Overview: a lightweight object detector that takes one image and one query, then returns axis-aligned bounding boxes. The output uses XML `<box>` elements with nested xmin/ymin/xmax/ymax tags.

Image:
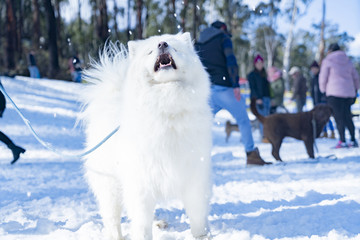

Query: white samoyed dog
<box><xmin>80</xmin><ymin>32</ymin><xmax>213</xmax><ymax>240</ymax></box>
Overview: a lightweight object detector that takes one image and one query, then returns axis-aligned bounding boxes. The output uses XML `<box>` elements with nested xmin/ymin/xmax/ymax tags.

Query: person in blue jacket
<box><xmin>196</xmin><ymin>21</ymin><xmax>270</xmax><ymax>166</ymax></box>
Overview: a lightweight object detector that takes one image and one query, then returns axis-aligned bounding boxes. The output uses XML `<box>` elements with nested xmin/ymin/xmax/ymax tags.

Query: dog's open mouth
<box><xmin>154</xmin><ymin>53</ymin><xmax>177</xmax><ymax>72</ymax></box>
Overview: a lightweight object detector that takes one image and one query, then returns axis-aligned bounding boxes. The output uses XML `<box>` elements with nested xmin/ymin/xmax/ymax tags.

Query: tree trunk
<box><xmin>318</xmin><ymin>0</ymin><xmax>326</xmax><ymax>64</ymax></box>
<box><xmin>264</xmin><ymin>32</ymin><xmax>274</xmax><ymax>68</ymax></box>
<box><xmin>181</xmin><ymin>0</ymin><xmax>188</xmax><ymax>32</ymax></box>
<box><xmin>264</xmin><ymin>0</ymin><xmax>276</xmax><ymax>69</ymax></box>
<box><xmin>172</xmin><ymin>0</ymin><xmax>176</xmax><ymax>32</ymax></box>
<box><xmin>55</xmin><ymin>0</ymin><xmax>63</xmax><ymax>57</ymax></box>
<box><xmin>113</xmin><ymin>0</ymin><xmax>120</xmax><ymax>39</ymax></box>
<box><xmin>44</xmin><ymin>0</ymin><xmax>60</xmax><ymax>78</ymax></box>
<box><xmin>5</xmin><ymin>0</ymin><xmax>16</xmax><ymax>70</ymax></box>
<box><xmin>239</xmin><ymin>49</ymin><xmax>247</xmax><ymax>78</ymax></box>
<box><xmin>224</xmin><ymin>0</ymin><xmax>232</xmax><ymax>32</ymax></box>
<box><xmin>136</xmin><ymin>0</ymin><xmax>143</xmax><ymax>39</ymax></box>
<box><xmin>171</xmin><ymin>0</ymin><xmax>176</xmax><ymax>14</ymax></box>
<box><xmin>31</xmin><ymin>0</ymin><xmax>40</xmax><ymax>49</ymax></box>
<box><xmin>78</xmin><ymin>0</ymin><xmax>82</xmax><ymax>33</ymax></box>
<box><xmin>127</xmin><ymin>0</ymin><xmax>131</xmax><ymax>40</ymax></box>
<box><xmin>283</xmin><ymin>0</ymin><xmax>297</xmax><ymax>91</ymax></box>
<box><xmin>192</xmin><ymin>0</ymin><xmax>197</xmax><ymax>39</ymax></box>
<box><xmin>17</xmin><ymin>0</ymin><xmax>23</xmax><ymax>59</ymax></box>
<box><xmin>96</xmin><ymin>0</ymin><xmax>109</xmax><ymax>43</ymax></box>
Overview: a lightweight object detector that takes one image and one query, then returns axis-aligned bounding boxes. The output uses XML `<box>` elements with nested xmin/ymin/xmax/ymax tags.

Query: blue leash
<box><xmin>0</xmin><ymin>83</ymin><xmax>119</xmax><ymax>159</ymax></box>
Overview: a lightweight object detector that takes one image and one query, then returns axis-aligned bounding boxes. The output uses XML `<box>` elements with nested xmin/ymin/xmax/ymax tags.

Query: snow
<box><xmin>0</xmin><ymin>76</ymin><xmax>359</xmax><ymax>240</ymax></box>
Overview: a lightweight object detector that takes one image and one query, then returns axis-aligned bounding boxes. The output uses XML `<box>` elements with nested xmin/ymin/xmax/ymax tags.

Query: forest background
<box><xmin>1</xmin><ymin>0</ymin><xmax>359</xmax><ymax>89</ymax></box>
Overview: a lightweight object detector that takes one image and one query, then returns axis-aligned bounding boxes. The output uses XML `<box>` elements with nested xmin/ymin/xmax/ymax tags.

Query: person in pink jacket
<box><xmin>319</xmin><ymin>43</ymin><xmax>360</xmax><ymax>148</ymax></box>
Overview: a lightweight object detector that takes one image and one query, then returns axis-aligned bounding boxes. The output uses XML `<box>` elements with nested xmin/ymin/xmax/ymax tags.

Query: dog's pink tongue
<box><xmin>160</xmin><ymin>63</ymin><xmax>171</xmax><ymax>68</ymax></box>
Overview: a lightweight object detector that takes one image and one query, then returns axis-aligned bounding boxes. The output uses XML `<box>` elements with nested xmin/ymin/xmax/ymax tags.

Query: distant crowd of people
<box><xmin>196</xmin><ymin>20</ymin><xmax>360</xmax><ymax>165</ymax></box>
<box><xmin>26</xmin><ymin>51</ymin><xmax>83</xmax><ymax>83</ymax></box>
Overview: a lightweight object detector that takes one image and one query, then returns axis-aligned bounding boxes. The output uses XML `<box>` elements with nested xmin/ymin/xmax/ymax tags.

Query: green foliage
<box><xmin>144</xmin><ymin>0</ymin><xmax>164</xmax><ymax>37</ymax></box>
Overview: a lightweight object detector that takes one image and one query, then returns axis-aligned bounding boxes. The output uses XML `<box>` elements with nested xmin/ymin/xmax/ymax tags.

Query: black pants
<box><xmin>327</xmin><ymin>96</ymin><xmax>356</xmax><ymax>142</ymax></box>
<box><xmin>0</xmin><ymin>131</ymin><xmax>14</xmax><ymax>148</ymax></box>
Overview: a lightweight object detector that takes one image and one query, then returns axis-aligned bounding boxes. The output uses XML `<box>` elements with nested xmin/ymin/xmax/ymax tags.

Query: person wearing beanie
<box><xmin>247</xmin><ymin>54</ymin><xmax>271</xmax><ymax>142</ymax></box>
<box><xmin>289</xmin><ymin>66</ymin><xmax>307</xmax><ymax>113</ymax></box>
<box><xmin>309</xmin><ymin>60</ymin><xmax>335</xmax><ymax>139</ymax></box>
<box><xmin>196</xmin><ymin>21</ymin><xmax>270</xmax><ymax>166</ymax></box>
<box><xmin>319</xmin><ymin>43</ymin><xmax>360</xmax><ymax>148</ymax></box>
<box><xmin>267</xmin><ymin>66</ymin><xmax>285</xmax><ymax>114</ymax></box>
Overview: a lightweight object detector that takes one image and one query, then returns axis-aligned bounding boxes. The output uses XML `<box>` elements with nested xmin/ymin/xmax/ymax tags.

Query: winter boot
<box><xmin>8</xmin><ymin>144</ymin><xmax>26</xmax><ymax>164</ymax></box>
<box><xmin>334</xmin><ymin>141</ymin><xmax>348</xmax><ymax>149</ymax></box>
<box><xmin>320</xmin><ymin>131</ymin><xmax>328</xmax><ymax>138</ymax></box>
<box><xmin>329</xmin><ymin>130</ymin><xmax>335</xmax><ymax>139</ymax></box>
<box><xmin>348</xmin><ymin>140</ymin><xmax>359</xmax><ymax>148</ymax></box>
<box><xmin>246</xmin><ymin>147</ymin><xmax>271</xmax><ymax>166</ymax></box>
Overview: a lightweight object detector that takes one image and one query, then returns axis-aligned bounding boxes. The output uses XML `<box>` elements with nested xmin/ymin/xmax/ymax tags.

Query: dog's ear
<box><xmin>314</xmin><ymin>105</ymin><xmax>331</xmax><ymax>123</ymax></box>
<box><xmin>328</xmin><ymin>105</ymin><xmax>334</xmax><ymax>115</ymax></box>
<box><xmin>179</xmin><ymin>32</ymin><xmax>193</xmax><ymax>47</ymax></box>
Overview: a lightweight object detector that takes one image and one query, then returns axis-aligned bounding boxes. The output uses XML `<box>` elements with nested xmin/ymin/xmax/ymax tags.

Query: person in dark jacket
<box><xmin>196</xmin><ymin>21</ymin><xmax>269</xmax><ymax>166</ymax></box>
<box><xmin>68</xmin><ymin>55</ymin><xmax>82</xmax><ymax>83</ymax></box>
<box><xmin>248</xmin><ymin>54</ymin><xmax>271</xmax><ymax>142</ymax></box>
<box><xmin>28</xmin><ymin>51</ymin><xmax>41</xmax><ymax>78</ymax></box>
<box><xmin>289</xmin><ymin>66</ymin><xmax>307</xmax><ymax>112</ymax></box>
<box><xmin>310</xmin><ymin>60</ymin><xmax>335</xmax><ymax>138</ymax></box>
<box><xmin>0</xmin><ymin>82</ymin><xmax>26</xmax><ymax>164</ymax></box>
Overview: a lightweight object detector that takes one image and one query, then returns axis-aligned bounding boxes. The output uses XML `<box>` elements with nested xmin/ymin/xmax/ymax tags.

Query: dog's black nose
<box><xmin>158</xmin><ymin>41</ymin><xmax>168</xmax><ymax>50</ymax></box>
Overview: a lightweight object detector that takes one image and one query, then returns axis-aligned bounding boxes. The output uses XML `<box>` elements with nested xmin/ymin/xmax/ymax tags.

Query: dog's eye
<box><xmin>148</xmin><ymin>50</ymin><xmax>153</xmax><ymax>55</ymax></box>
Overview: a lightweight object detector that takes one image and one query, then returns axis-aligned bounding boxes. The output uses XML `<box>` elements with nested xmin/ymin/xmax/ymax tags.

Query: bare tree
<box><xmin>31</xmin><ymin>0</ymin><xmax>40</xmax><ymax>49</ymax></box>
<box><xmin>97</xmin><ymin>0</ymin><xmax>109</xmax><ymax>43</ymax></box>
<box><xmin>17</xmin><ymin>0</ymin><xmax>23</xmax><ymax>58</ymax></box>
<box><xmin>136</xmin><ymin>0</ymin><xmax>143</xmax><ymax>39</ymax></box>
<box><xmin>263</xmin><ymin>0</ymin><xmax>281</xmax><ymax>68</ymax></box>
<box><xmin>5</xmin><ymin>0</ymin><xmax>16</xmax><ymax>70</ymax></box>
<box><xmin>282</xmin><ymin>0</ymin><xmax>297</xmax><ymax>90</ymax></box>
<box><xmin>180</xmin><ymin>0</ymin><xmax>188</xmax><ymax>32</ymax></box>
<box><xmin>282</xmin><ymin>0</ymin><xmax>313</xmax><ymax>90</ymax></box>
<box><xmin>127</xmin><ymin>0</ymin><xmax>131</xmax><ymax>40</ymax></box>
<box><xmin>55</xmin><ymin>0</ymin><xmax>63</xmax><ymax>57</ymax></box>
<box><xmin>78</xmin><ymin>0</ymin><xmax>82</xmax><ymax>33</ymax></box>
<box><xmin>113</xmin><ymin>0</ymin><xmax>120</xmax><ymax>39</ymax></box>
<box><xmin>193</xmin><ymin>0</ymin><xmax>197</xmax><ymax>39</ymax></box>
<box><xmin>318</xmin><ymin>0</ymin><xmax>326</xmax><ymax>64</ymax></box>
<box><xmin>44</xmin><ymin>0</ymin><xmax>60</xmax><ymax>78</ymax></box>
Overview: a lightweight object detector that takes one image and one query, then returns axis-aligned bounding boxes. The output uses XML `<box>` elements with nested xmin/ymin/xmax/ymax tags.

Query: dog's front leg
<box><xmin>182</xmin><ymin>179</ymin><xmax>211</xmax><ymax>239</ymax></box>
<box><xmin>86</xmin><ymin>171</ymin><xmax>124</xmax><ymax>240</ymax></box>
<box><xmin>124</xmin><ymin>188</ymin><xmax>156</xmax><ymax>240</ymax></box>
<box><xmin>303</xmin><ymin>138</ymin><xmax>315</xmax><ymax>159</ymax></box>
<box><xmin>271</xmin><ymin>139</ymin><xmax>283</xmax><ymax>161</ymax></box>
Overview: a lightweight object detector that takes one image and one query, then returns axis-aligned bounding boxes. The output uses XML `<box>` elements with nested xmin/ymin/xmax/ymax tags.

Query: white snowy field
<box><xmin>0</xmin><ymin>76</ymin><xmax>359</xmax><ymax>240</ymax></box>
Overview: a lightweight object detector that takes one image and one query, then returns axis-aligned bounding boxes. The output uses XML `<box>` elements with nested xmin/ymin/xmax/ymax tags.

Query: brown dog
<box><xmin>225</xmin><ymin>120</ymin><xmax>238</xmax><ymax>142</ymax></box>
<box><xmin>225</xmin><ymin>119</ymin><xmax>259</xmax><ymax>142</ymax></box>
<box><xmin>250</xmin><ymin>99</ymin><xmax>332</xmax><ymax>161</ymax></box>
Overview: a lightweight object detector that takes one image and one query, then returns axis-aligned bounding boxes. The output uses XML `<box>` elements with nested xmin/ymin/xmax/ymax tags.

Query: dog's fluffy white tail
<box><xmin>79</xmin><ymin>42</ymin><xmax>129</xmax><ymax>149</ymax></box>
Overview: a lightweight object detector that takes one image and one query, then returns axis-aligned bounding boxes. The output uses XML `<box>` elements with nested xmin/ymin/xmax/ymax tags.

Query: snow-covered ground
<box><xmin>0</xmin><ymin>76</ymin><xmax>359</xmax><ymax>240</ymax></box>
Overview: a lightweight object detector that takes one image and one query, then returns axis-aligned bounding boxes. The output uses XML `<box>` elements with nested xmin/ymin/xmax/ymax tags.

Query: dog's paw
<box><xmin>155</xmin><ymin>219</ymin><xmax>168</xmax><ymax>229</ymax></box>
<box><xmin>195</xmin><ymin>233</ymin><xmax>212</xmax><ymax>240</ymax></box>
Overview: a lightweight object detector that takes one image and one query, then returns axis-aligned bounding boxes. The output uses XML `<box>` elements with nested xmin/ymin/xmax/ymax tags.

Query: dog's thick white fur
<box><xmin>80</xmin><ymin>32</ymin><xmax>213</xmax><ymax>240</ymax></box>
